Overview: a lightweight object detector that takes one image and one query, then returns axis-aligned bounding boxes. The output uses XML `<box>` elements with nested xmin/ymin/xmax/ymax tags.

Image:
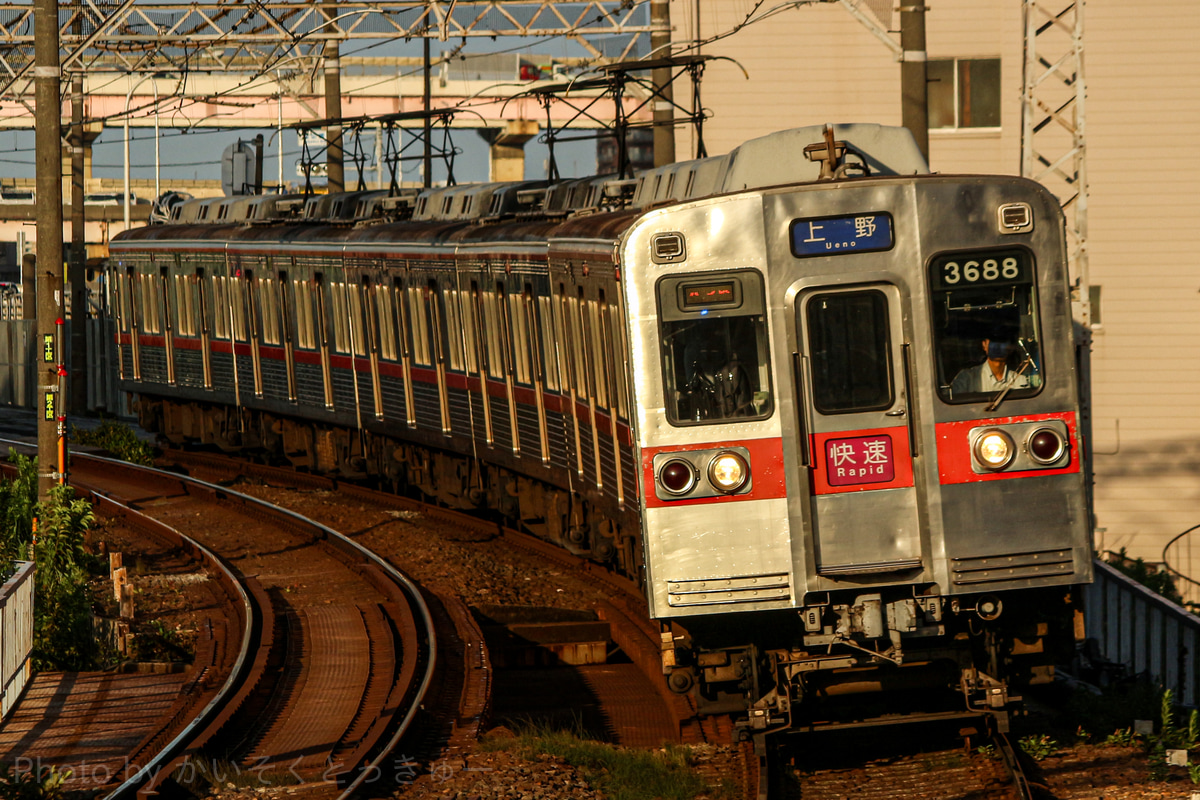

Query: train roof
<box><xmin>115</xmin><ymin>123</ymin><xmax>928</xmax><ymax>243</ymax></box>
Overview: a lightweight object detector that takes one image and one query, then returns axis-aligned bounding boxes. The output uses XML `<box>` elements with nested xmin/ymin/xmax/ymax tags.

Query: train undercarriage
<box><xmin>663</xmin><ymin>584</ymin><xmax>1082</xmax><ymax>738</ymax></box>
<box><xmin>134</xmin><ymin>394</ymin><xmax>1083</xmax><ymax>740</ymax></box>
<box><xmin>134</xmin><ymin>395</ymin><xmax>644</xmax><ymax>578</ymax></box>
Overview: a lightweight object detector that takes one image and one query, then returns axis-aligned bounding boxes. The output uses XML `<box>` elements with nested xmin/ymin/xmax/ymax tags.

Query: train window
<box><xmin>590</xmin><ymin>297</ymin><xmax>609</xmax><ymax>409</ymax></box>
<box><xmin>482</xmin><ymin>290</ymin><xmax>504</xmax><ymax>379</ymax></box>
<box><xmin>807</xmin><ymin>290</ymin><xmax>893</xmax><ymax>414</ymax></box>
<box><xmin>929</xmin><ymin>248</ymin><xmax>1043</xmax><ymax>404</ymax></box>
<box><xmin>570</xmin><ymin>290</ymin><xmax>588</xmax><ymax>398</ymax></box>
<box><xmin>230</xmin><ymin>277</ymin><xmax>249</xmax><ymax>343</ymax></box>
<box><xmin>459</xmin><ymin>289</ymin><xmax>479</xmax><ymax>374</ymax></box>
<box><xmin>496</xmin><ymin>283</ymin><xmax>517</xmax><ymax>380</ymax></box>
<box><xmin>409</xmin><ymin>286</ymin><xmax>431</xmax><ymax>366</ymax></box>
<box><xmin>376</xmin><ymin>284</ymin><xmax>398</xmax><ymax>360</ymax></box>
<box><xmin>658</xmin><ymin>270</ymin><xmax>773</xmax><ymax>425</ymax></box>
<box><xmin>276</xmin><ymin>272</ymin><xmax>290</xmax><ymax>346</ymax></box>
<box><xmin>174</xmin><ymin>275</ymin><xmax>196</xmax><ymax>336</ymax></box>
<box><xmin>115</xmin><ymin>272</ymin><xmax>131</xmax><ymax>333</ymax></box>
<box><xmin>347</xmin><ymin>283</ymin><xmax>367</xmax><ymax>356</ymax></box>
<box><xmin>444</xmin><ymin>287</ymin><xmax>465</xmax><ymax>371</ymax></box>
<box><xmin>608</xmin><ymin>298</ymin><xmax>629</xmax><ymax>418</ymax></box>
<box><xmin>140</xmin><ymin>272</ymin><xmax>161</xmax><ymax>334</ymax></box>
<box><xmin>212</xmin><ymin>277</ymin><xmax>229</xmax><ymax>339</ymax></box>
<box><xmin>294</xmin><ymin>281</ymin><xmax>316</xmax><ymax>349</ymax></box>
<box><xmin>329</xmin><ymin>283</ymin><xmax>349</xmax><ymax>353</ymax></box>
<box><xmin>509</xmin><ymin>290</ymin><xmax>531</xmax><ymax>385</ymax></box>
<box><xmin>259</xmin><ymin>277</ymin><xmax>281</xmax><ymax>345</ymax></box>
<box><xmin>539</xmin><ymin>295</ymin><xmax>559</xmax><ymax>392</ymax></box>
<box><xmin>362</xmin><ymin>279</ymin><xmax>380</xmax><ymax>356</ymax></box>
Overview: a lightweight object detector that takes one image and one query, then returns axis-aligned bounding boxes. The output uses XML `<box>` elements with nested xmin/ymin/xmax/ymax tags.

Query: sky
<box><xmin>0</xmin><ymin>10</ymin><xmax>649</xmax><ymax>193</ymax></box>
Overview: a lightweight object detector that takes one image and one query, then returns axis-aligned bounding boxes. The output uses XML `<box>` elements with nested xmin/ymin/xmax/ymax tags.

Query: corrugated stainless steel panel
<box><xmin>545</xmin><ymin>409</ymin><xmax>570</xmax><ymax>472</ymax></box>
<box><xmin>578</xmin><ymin>418</ymin><xmax>597</xmax><ymax>488</ymax></box>
<box><xmin>330</xmin><ymin>369</ymin><xmax>357</xmax><ymax>411</ymax></box>
<box><xmin>176</xmin><ymin>349</ymin><xmax>206</xmax><ymax>388</ymax></box>
<box><xmin>235</xmin><ymin>353</ymin><xmax>256</xmax><ymax>396</ymax></box>
<box><xmin>261</xmin><ymin>361</ymin><xmax>289</xmax><ymax>400</ymax></box>
<box><xmin>211</xmin><ymin>352</ymin><xmax>235</xmax><ymax>392</ymax></box>
<box><xmin>411</xmin><ymin>382</ymin><xmax>442</xmax><ymax>432</ymax></box>
<box><xmin>598</xmin><ymin>431</ymin><xmax>618</xmax><ymax>498</ymax></box>
<box><xmin>489</xmin><ymin>395</ymin><xmax>513</xmax><ymax>452</ymax></box>
<box><xmin>379</xmin><ymin>374</ymin><xmax>407</xmax><ymax>422</ymax></box>
<box><xmin>448</xmin><ymin>388</ymin><xmax>472</xmax><ymax>435</ymax></box>
<box><xmin>295</xmin><ymin>362</ymin><xmax>325</xmax><ymax>408</ymax></box>
<box><xmin>515</xmin><ymin>402</ymin><xmax>540</xmax><ymax>460</ymax></box>
<box><xmin>141</xmin><ymin>347</ymin><xmax>168</xmax><ymax>383</ymax></box>
<box><xmin>356</xmin><ymin>368</ymin><xmax>374</xmax><ymax>411</ymax></box>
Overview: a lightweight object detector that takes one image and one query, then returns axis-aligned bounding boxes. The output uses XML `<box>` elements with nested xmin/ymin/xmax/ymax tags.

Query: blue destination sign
<box><xmin>790</xmin><ymin>212</ymin><xmax>894</xmax><ymax>258</ymax></box>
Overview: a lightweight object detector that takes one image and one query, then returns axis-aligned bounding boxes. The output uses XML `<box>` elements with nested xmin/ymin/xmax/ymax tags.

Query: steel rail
<box><xmin>71</xmin><ymin>450</ymin><xmax>438</xmax><ymax>799</ymax></box>
<box><xmin>91</xmin><ymin>491</ymin><xmax>256</xmax><ymax>800</ymax></box>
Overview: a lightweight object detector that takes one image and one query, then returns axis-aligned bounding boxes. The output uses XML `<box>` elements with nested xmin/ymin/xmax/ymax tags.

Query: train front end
<box><xmin>622</xmin><ymin>132</ymin><xmax>1091</xmax><ymax>737</ymax></box>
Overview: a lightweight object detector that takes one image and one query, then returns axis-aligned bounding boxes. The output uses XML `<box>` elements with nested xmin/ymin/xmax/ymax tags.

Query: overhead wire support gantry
<box><xmin>519</xmin><ymin>54</ymin><xmax>716</xmax><ymax>181</ymax></box>
<box><xmin>0</xmin><ymin>1</ymin><xmax>666</xmax><ymax>100</ymax></box>
<box><xmin>292</xmin><ymin>108</ymin><xmax>461</xmax><ymax>194</ymax></box>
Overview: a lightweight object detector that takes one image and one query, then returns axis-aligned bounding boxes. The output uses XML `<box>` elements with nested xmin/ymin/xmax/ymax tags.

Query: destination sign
<box><xmin>790</xmin><ymin>212</ymin><xmax>893</xmax><ymax>258</ymax></box>
<box><xmin>680</xmin><ymin>280</ymin><xmax>738</xmax><ymax>310</ymax></box>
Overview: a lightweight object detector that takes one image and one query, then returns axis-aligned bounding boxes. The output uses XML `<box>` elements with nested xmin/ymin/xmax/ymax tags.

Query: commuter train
<box><xmin>106</xmin><ymin>123</ymin><xmax>1093</xmax><ymax>738</ymax></box>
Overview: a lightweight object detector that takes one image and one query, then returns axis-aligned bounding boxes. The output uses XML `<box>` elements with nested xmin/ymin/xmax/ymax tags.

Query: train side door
<box><xmin>795</xmin><ymin>284</ymin><xmax>923</xmax><ymax>576</ymax></box>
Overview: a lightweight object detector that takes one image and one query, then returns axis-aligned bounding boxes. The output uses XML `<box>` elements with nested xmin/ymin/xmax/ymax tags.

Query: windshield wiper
<box><xmin>985</xmin><ymin>357</ymin><xmax>1032</xmax><ymax>413</ymax></box>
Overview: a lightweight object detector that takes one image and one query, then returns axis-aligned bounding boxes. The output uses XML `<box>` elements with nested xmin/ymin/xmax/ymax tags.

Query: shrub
<box><xmin>0</xmin><ymin>451</ymin><xmax>100</xmax><ymax>670</ymax></box>
<box><xmin>71</xmin><ymin>419</ymin><xmax>154</xmax><ymax>466</ymax></box>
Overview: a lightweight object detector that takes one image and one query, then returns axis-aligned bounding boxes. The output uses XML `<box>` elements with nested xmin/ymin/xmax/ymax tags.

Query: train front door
<box><xmin>794</xmin><ymin>284</ymin><xmax>924</xmax><ymax>576</ymax></box>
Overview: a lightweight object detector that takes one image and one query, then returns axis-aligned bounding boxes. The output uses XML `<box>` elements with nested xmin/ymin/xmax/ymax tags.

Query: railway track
<box><xmin>4</xmin><ymin>438</ymin><xmax>1046</xmax><ymax>799</ymax></box>
<box><xmin>766</xmin><ymin>727</ymin><xmax>1036</xmax><ymax>800</ymax></box>
<box><xmin>151</xmin><ymin>448</ymin><xmax>763</xmax><ymax>787</ymax></box>
<box><xmin>0</xmin><ymin>441</ymin><xmax>439</xmax><ymax>798</ymax></box>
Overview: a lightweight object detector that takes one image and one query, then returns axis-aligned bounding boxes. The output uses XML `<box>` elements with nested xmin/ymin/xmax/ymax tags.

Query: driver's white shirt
<box><xmin>952</xmin><ymin>362</ymin><xmax>1030</xmax><ymax>394</ymax></box>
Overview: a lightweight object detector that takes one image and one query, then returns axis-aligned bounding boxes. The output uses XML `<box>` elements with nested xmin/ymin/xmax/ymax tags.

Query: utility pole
<box><xmin>423</xmin><ymin>37</ymin><xmax>432</xmax><ymax>188</ymax></box>
<box><xmin>650</xmin><ymin>0</ymin><xmax>675</xmax><ymax>166</ymax></box>
<box><xmin>34</xmin><ymin>0</ymin><xmax>65</xmax><ymax>504</ymax></box>
<box><xmin>69</xmin><ymin>63</ymin><xmax>87</xmax><ymax>414</ymax></box>
<box><xmin>899</xmin><ymin>3</ymin><xmax>929</xmax><ymax>160</ymax></box>
<box><xmin>323</xmin><ymin>37</ymin><xmax>344</xmax><ymax>193</ymax></box>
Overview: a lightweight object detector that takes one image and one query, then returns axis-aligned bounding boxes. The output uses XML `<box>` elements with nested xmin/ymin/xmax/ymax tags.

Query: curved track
<box><xmin>1</xmin><ymin>441</ymin><xmax>438</xmax><ymax>798</ymax></box>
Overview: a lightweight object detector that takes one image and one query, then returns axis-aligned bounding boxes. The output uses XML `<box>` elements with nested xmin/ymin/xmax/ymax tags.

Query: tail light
<box><xmin>658</xmin><ymin>459</ymin><xmax>697</xmax><ymax>495</ymax></box>
<box><xmin>1026</xmin><ymin>427</ymin><xmax>1067</xmax><ymax>465</ymax></box>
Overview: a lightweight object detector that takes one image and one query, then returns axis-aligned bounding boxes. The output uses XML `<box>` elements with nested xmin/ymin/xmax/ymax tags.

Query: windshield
<box><xmin>929</xmin><ymin>248</ymin><xmax>1043</xmax><ymax>404</ymax></box>
<box><xmin>658</xmin><ymin>271</ymin><xmax>773</xmax><ymax>425</ymax></box>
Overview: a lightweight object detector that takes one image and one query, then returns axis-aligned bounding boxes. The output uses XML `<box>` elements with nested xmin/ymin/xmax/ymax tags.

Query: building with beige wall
<box><xmin>668</xmin><ymin>0</ymin><xmax>1200</xmax><ymax>583</ymax></box>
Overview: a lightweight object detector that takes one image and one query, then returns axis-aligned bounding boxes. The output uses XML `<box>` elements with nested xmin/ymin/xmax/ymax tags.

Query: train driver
<box><xmin>950</xmin><ymin>338</ymin><xmax>1032</xmax><ymax>395</ymax></box>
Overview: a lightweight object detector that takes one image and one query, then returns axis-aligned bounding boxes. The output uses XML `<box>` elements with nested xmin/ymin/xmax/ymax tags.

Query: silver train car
<box><xmin>106</xmin><ymin>123</ymin><xmax>1092</xmax><ymax>738</ymax></box>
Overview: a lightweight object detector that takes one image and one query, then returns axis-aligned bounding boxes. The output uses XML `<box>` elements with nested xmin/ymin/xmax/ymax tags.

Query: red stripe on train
<box><xmin>935</xmin><ymin>411</ymin><xmax>1081</xmax><ymax>485</ymax></box>
<box><xmin>641</xmin><ymin>437</ymin><xmax>787</xmax><ymax>509</ymax></box>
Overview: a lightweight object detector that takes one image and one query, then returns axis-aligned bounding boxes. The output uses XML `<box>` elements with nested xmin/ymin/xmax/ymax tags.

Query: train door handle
<box><xmin>885</xmin><ymin>408</ymin><xmax>906</xmax><ymax>417</ymax></box>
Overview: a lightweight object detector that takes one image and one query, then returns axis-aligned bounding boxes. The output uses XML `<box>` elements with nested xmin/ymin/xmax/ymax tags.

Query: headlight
<box><xmin>974</xmin><ymin>429</ymin><xmax>1015</xmax><ymax>470</ymax></box>
<box><xmin>1026</xmin><ymin>427</ymin><xmax>1067</xmax><ymax>465</ymax></box>
<box><xmin>658</xmin><ymin>459</ymin><xmax>697</xmax><ymax>495</ymax></box>
<box><xmin>707</xmin><ymin>451</ymin><xmax>750</xmax><ymax>493</ymax></box>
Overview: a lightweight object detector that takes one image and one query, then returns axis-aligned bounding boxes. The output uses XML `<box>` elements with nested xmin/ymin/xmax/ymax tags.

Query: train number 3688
<box><xmin>941</xmin><ymin>257</ymin><xmax>1021</xmax><ymax>284</ymax></box>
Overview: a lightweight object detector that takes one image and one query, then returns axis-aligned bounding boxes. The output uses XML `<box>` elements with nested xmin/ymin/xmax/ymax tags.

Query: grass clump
<box><xmin>71</xmin><ymin>419</ymin><xmax>154</xmax><ymax>466</ymax></box>
<box><xmin>486</xmin><ymin>725</ymin><xmax>719</xmax><ymax>800</ymax></box>
<box><xmin>0</xmin><ymin>450</ymin><xmax>100</xmax><ymax>670</ymax></box>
